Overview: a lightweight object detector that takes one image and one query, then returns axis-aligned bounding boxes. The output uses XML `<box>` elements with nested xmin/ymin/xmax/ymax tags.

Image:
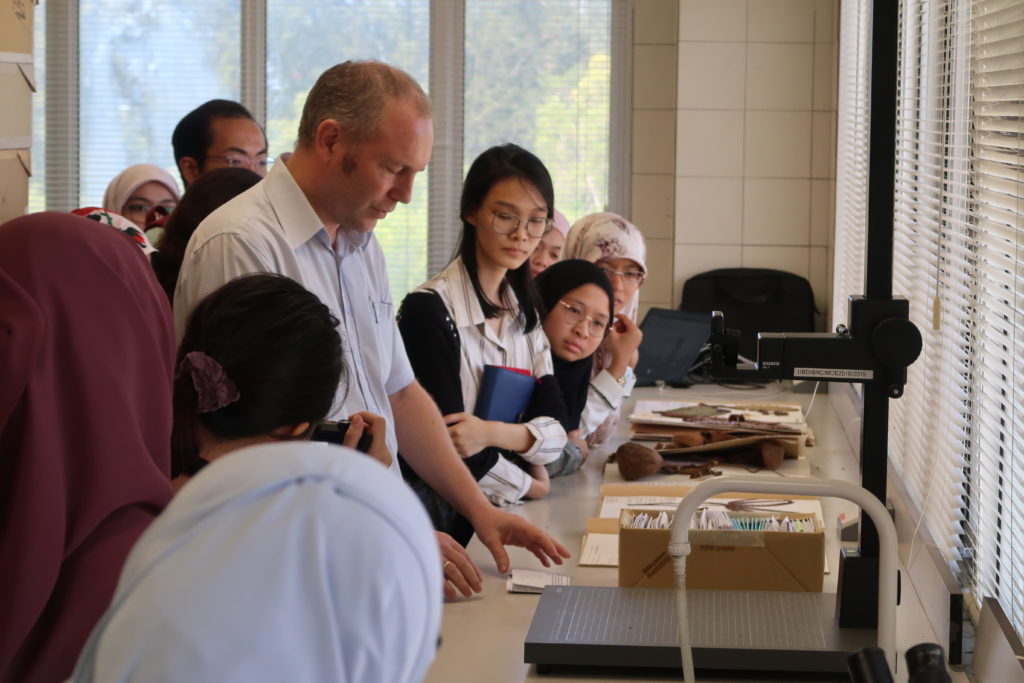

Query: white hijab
<box><xmin>69</xmin><ymin>442</ymin><xmax>442</xmax><ymax>683</ymax></box>
<box><xmin>102</xmin><ymin>164</ymin><xmax>181</xmax><ymax>215</ymax></box>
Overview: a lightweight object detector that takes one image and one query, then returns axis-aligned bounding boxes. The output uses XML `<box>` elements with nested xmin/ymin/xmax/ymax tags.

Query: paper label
<box><xmin>794</xmin><ymin>367</ymin><xmax>874</xmax><ymax>380</ymax></box>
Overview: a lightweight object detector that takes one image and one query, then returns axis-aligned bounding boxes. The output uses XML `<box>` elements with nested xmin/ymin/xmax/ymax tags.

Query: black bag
<box><xmin>679</xmin><ymin>268</ymin><xmax>817</xmax><ymax>361</ymax></box>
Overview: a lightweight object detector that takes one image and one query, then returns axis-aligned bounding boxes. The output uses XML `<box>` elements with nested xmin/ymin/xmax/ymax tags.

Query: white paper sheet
<box><xmin>578</xmin><ymin>533</ymin><xmax>619</xmax><ymax>566</ymax></box>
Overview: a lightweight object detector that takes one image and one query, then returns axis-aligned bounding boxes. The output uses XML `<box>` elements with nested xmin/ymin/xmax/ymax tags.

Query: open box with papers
<box><xmin>617</xmin><ymin>506</ymin><xmax>824</xmax><ymax>591</ymax></box>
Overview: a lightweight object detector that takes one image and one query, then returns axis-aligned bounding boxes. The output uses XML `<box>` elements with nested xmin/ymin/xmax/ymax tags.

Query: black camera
<box><xmin>311</xmin><ymin>420</ymin><xmax>373</xmax><ymax>453</ymax></box>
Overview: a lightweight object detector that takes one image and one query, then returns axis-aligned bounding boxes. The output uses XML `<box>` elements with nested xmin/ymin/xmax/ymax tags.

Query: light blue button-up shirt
<box><xmin>173</xmin><ymin>162</ymin><xmax>414</xmax><ymax>469</ymax></box>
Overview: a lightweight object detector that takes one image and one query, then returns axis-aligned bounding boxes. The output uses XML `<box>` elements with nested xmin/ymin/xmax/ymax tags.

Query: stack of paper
<box><xmin>627</xmin><ymin>398</ymin><xmax>810</xmax><ymax>460</ymax></box>
<box><xmin>506</xmin><ymin>568</ymin><xmax>571</xmax><ymax>594</ymax></box>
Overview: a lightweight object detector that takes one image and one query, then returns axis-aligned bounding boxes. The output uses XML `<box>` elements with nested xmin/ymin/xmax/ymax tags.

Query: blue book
<box><xmin>474</xmin><ymin>365</ymin><xmax>536</xmax><ymax>423</ymax></box>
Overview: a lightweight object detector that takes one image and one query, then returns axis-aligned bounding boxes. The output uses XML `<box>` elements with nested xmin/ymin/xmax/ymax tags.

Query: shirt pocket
<box><xmin>370</xmin><ymin>298</ymin><xmax>395</xmax><ymax>325</ymax></box>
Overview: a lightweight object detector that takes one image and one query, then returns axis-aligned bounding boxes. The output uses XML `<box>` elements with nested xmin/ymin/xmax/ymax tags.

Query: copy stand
<box><xmin>525</xmin><ymin>0</ymin><xmax>924</xmax><ymax>676</ymax></box>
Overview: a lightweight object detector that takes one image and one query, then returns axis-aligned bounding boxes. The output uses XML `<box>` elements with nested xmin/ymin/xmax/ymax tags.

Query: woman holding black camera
<box><xmin>171</xmin><ymin>272</ymin><xmax>392</xmax><ymax>486</ymax></box>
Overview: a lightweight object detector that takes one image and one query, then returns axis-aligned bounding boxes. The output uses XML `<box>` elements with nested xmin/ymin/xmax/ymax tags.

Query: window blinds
<box><xmin>77</xmin><ymin>0</ymin><xmax>241</xmax><ymax>208</ymax></box>
<box><xmin>265</xmin><ymin>0</ymin><xmax>431</xmax><ymax>302</ymax></box>
<box><xmin>834</xmin><ymin>0</ymin><xmax>1024</xmax><ymax>637</ymax></box>
<box><xmin>832</xmin><ymin>0</ymin><xmax>869</xmax><ymax>330</ymax></box>
<box><xmin>966</xmin><ymin>0</ymin><xmax>1024</xmax><ymax>633</ymax></box>
<box><xmin>31</xmin><ymin>1</ymin><xmax>621</xmax><ymax>306</ymax></box>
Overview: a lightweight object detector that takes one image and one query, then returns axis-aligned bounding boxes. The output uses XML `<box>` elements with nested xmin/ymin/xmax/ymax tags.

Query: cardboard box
<box><xmin>0</xmin><ymin>59</ymin><xmax>34</xmax><ymax>150</ymax></box>
<box><xmin>0</xmin><ymin>147</ymin><xmax>30</xmax><ymax>223</ymax></box>
<box><xmin>617</xmin><ymin>507</ymin><xmax>824</xmax><ymax>592</ymax></box>
<box><xmin>0</xmin><ymin>0</ymin><xmax>35</xmax><ymax>56</ymax></box>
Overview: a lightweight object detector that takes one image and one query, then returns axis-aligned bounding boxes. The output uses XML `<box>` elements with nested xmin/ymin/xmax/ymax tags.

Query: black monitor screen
<box><xmin>634</xmin><ymin>308</ymin><xmax>711</xmax><ymax>387</ymax></box>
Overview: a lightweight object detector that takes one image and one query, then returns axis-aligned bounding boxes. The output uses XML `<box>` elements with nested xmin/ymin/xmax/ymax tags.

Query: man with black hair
<box><xmin>172</xmin><ymin>100</ymin><xmax>270</xmax><ymax>189</ymax></box>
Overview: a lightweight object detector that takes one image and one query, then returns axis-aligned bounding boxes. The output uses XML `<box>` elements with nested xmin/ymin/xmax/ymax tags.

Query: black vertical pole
<box><xmin>837</xmin><ymin>0</ymin><xmax>900</xmax><ymax>628</ymax></box>
<box><xmin>862</xmin><ymin>0</ymin><xmax>898</xmax><ymax>564</ymax></box>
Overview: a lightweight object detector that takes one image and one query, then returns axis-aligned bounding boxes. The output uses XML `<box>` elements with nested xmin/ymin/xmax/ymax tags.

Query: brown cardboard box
<box><xmin>0</xmin><ymin>60</ymin><xmax>34</xmax><ymax>150</ymax></box>
<box><xmin>617</xmin><ymin>507</ymin><xmax>824</xmax><ymax>592</ymax></box>
<box><xmin>0</xmin><ymin>148</ymin><xmax>30</xmax><ymax>223</ymax></box>
<box><xmin>0</xmin><ymin>0</ymin><xmax>35</xmax><ymax>56</ymax></box>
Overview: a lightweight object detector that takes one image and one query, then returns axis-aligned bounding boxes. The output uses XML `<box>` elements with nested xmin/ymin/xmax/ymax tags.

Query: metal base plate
<box><xmin>524</xmin><ymin>586</ymin><xmax>877</xmax><ymax>675</ymax></box>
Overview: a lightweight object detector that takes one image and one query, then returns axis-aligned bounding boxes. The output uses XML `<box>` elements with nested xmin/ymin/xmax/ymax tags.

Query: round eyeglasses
<box><xmin>557</xmin><ymin>300</ymin><xmax>609</xmax><ymax>338</ymax></box>
<box><xmin>491</xmin><ymin>211</ymin><xmax>553</xmax><ymax>239</ymax></box>
<box><xmin>598</xmin><ymin>265</ymin><xmax>646</xmax><ymax>287</ymax></box>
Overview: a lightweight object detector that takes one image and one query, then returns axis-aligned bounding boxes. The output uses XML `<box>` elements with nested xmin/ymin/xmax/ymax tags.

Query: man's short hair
<box><xmin>297</xmin><ymin>61</ymin><xmax>431</xmax><ymax>148</ymax></box>
<box><xmin>172</xmin><ymin>99</ymin><xmax>257</xmax><ymax>171</ymax></box>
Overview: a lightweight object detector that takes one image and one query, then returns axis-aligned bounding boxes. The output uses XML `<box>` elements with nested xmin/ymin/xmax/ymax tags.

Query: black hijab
<box><xmin>535</xmin><ymin>260</ymin><xmax>615</xmax><ymax>430</ymax></box>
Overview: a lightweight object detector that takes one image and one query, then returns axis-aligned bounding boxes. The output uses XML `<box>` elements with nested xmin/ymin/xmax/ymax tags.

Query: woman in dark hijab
<box><xmin>0</xmin><ymin>213</ymin><xmax>175</xmax><ymax>683</ymax></box>
<box><xmin>531</xmin><ymin>260</ymin><xmax>615</xmax><ymax>475</ymax></box>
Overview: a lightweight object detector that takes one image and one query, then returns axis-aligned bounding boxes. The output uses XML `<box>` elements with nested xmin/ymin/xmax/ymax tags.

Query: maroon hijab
<box><xmin>0</xmin><ymin>213</ymin><xmax>175</xmax><ymax>682</ymax></box>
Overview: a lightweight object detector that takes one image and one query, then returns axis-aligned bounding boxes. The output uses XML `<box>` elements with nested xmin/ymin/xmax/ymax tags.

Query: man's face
<box><xmin>323</xmin><ymin>101</ymin><xmax>433</xmax><ymax>234</ymax></box>
<box><xmin>180</xmin><ymin>117</ymin><xmax>269</xmax><ymax>186</ymax></box>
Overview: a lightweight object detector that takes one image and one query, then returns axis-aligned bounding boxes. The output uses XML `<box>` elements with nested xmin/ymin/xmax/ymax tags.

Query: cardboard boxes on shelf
<box><xmin>0</xmin><ymin>0</ymin><xmax>36</xmax><ymax>224</ymax></box>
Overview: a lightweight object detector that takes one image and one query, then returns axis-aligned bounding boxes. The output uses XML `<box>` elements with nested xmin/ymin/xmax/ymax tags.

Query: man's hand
<box><xmin>471</xmin><ymin>507</ymin><xmax>571</xmax><ymax>574</ymax></box>
<box><xmin>443</xmin><ymin>412</ymin><xmax>492</xmax><ymax>458</ymax></box>
<box><xmin>436</xmin><ymin>531</ymin><xmax>482</xmax><ymax>599</ymax></box>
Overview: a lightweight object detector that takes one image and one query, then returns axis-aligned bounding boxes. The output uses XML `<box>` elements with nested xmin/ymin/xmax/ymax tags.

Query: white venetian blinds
<box><xmin>30</xmin><ymin>1</ymin><xmax>623</xmax><ymax>305</ymax></box>
<box><xmin>965</xmin><ymin>0</ymin><xmax>1024</xmax><ymax>634</ymax></box>
<box><xmin>265</xmin><ymin>0</ymin><xmax>431</xmax><ymax>301</ymax></box>
<box><xmin>834</xmin><ymin>0</ymin><xmax>1024</xmax><ymax>637</ymax></box>
<box><xmin>832</xmin><ymin>0</ymin><xmax>869</xmax><ymax>329</ymax></box>
<box><xmin>887</xmin><ymin>0</ymin><xmax>974</xmax><ymax>590</ymax></box>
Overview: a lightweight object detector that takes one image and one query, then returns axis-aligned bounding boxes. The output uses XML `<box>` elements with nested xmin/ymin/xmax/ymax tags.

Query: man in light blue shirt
<box><xmin>174</xmin><ymin>60</ymin><xmax>570</xmax><ymax>597</ymax></box>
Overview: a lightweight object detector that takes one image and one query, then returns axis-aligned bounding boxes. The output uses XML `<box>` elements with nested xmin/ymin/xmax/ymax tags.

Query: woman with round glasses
<box><xmin>527</xmin><ymin>259</ymin><xmax>617</xmax><ymax>475</ymax></box>
<box><xmin>563</xmin><ymin>212</ymin><xmax>647</xmax><ymax>446</ymax></box>
<box><xmin>397</xmin><ymin>144</ymin><xmax>568</xmax><ymax>543</ymax></box>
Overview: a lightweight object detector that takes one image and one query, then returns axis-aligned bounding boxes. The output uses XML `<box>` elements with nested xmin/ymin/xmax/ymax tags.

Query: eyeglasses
<box><xmin>557</xmin><ymin>299</ymin><xmax>609</xmax><ymax>338</ymax></box>
<box><xmin>491</xmin><ymin>211</ymin><xmax>553</xmax><ymax>239</ymax></box>
<box><xmin>599</xmin><ymin>265</ymin><xmax>646</xmax><ymax>287</ymax></box>
<box><xmin>206</xmin><ymin>153</ymin><xmax>274</xmax><ymax>172</ymax></box>
<box><xmin>123</xmin><ymin>200</ymin><xmax>177</xmax><ymax>216</ymax></box>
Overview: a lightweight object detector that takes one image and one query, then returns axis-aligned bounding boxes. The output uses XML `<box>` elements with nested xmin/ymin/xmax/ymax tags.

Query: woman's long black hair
<box><xmin>457</xmin><ymin>143</ymin><xmax>553</xmax><ymax>333</ymax></box>
<box><xmin>152</xmin><ymin>167</ymin><xmax>262</xmax><ymax>300</ymax></box>
<box><xmin>171</xmin><ymin>273</ymin><xmax>343</xmax><ymax>477</ymax></box>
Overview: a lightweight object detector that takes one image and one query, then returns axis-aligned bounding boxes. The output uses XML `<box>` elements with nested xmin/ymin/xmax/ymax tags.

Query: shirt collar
<box><xmin>443</xmin><ymin>259</ymin><xmax>488</xmax><ymax>328</ymax></box>
<box><xmin>263</xmin><ymin>161</ymin><xmax>370</xmax><ymax>255</ymax></box>
<box><xmin>443</xmin><ymin>258</ymin><xmax>521</xmax><ymax>349</ymax></box>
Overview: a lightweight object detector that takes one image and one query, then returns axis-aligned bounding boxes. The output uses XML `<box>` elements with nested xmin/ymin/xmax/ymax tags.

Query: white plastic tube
<box><xmin>667</xmin><ymin>475</ymin><xmax>899</xmax><ymax>681</ymax></box>
<box><xmin>674</xmin><ymin>566</ymin><xmax>696</xmax><ymax>682</ymax></box>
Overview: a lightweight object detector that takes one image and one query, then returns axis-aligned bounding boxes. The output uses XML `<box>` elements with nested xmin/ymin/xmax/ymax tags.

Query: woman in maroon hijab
<box><xmin>0</xmin><ymin>213</ymin><xmax>175</xmax><ymax>682</ymax></box>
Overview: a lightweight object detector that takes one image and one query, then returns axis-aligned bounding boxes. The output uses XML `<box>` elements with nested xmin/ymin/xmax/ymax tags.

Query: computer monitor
<box><xmin>634</xmin><ymin>308</ymin><xmax>711</xmax><ymax>387</ymax></box>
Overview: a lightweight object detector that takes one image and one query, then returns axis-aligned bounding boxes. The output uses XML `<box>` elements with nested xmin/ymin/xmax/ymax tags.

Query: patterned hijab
<box><xmin>0</xmin><ymin>213</ymin><xmax>175</xmax><ymax>683</ymax></box>
<box><xmin>563</xmin><ymin>212</ymin><xmax>647</xmax><ymax>321</ymax></box>
<box><xmin>70</xmin><ymin>442</ymin><xmax>442</xmax><ymax>683</ymax></box>
<box><xmin>70</xmin><ymin>207</ymin><xmax>158</xmax><ymax>256</ymax></box>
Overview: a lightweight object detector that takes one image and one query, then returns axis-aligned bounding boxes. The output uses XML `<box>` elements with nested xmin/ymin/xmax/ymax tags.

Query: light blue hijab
<box><xmin>69</xmin><ymin>441</ymin><xmax>442</xmax><ymax>683</ymax></box>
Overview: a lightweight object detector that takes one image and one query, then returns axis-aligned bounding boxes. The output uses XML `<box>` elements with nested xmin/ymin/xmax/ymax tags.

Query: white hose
<box><xmin>674</xmin><ymin>558</ymin><xmax>696</xmax><ymax>683</ymax></box>
<box><xmin>668</xmin><ymin>475</ymin><xmax>899</xmax><ymax>675</ymax></box>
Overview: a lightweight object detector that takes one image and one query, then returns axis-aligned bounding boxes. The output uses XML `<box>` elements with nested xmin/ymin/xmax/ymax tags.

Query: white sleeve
<box><xmin>578</xmin><ymin>367</ymin><xmax>635</xmax><ymax>437</ymax></box>
<box><xmin>173</xmin><ymin>233</ymin><xmax>272</xmax><ymax>342</ymax></box>
<box><xmin>477</xmin><ymin>455</ymin><xmax>533</xmax><ymax>506</ymax></box>
<box><xmin>519</xmin><ymin>416</ymin><xmax>567</xmax><ymax>465</ymax></box>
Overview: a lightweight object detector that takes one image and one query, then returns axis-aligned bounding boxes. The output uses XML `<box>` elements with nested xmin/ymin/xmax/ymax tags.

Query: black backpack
<box><xmin>679</xmin><ymin>267</ymin><xmax>817</xmax><ymax>361</ymax></box>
